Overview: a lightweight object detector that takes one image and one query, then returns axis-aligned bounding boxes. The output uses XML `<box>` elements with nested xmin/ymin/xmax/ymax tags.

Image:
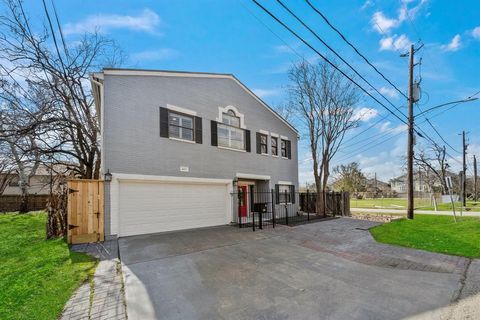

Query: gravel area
<box><xmin>349</xmin><ymin>213</ymin><xmax>403</xmax><ymax>223</ymax></box>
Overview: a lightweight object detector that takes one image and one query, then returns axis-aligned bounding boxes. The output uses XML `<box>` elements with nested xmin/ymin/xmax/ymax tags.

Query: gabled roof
<box><xmin>94</xmin><ymin>68</ymin><xmax>298</xmax><ymax>135</ymax></box>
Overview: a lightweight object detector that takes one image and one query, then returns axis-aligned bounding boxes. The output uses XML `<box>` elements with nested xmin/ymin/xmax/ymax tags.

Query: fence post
<box><xmin>307</xmin><ymin>194</ymin><xmax>310</xmax><ymax>221</ymax></box>
<box><xmin>285</xmin><ymin>190</ymin><xmax>289</xmax><ymax>225</ymax></box>
<box><xmin>271</xmin><ymin>189</ymin><xmax>276</xmax><ymax>228</ymax></box>
<box><xmin>237</xmin><ymin>192</ymin><xmax>242</xmax><ymax>229</ymax></box>
<box><xmin>252</xmin><ymin>212</ymin><xmax>255</xmax><ymax>232</ymax></box>
<box><xmin>259</xmin><ymin>211</ymin><xmax>263</xmax><ymax>230</ymax></box>
<box><xmin>306</xmin><ymin>189</ymin><xmax>309</xmax><ymax>213</ymax></box>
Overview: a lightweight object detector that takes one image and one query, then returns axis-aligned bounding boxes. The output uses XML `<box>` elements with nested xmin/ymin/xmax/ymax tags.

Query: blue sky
<box><xmin>23</xmin><ymin>0</ymin><xmax>480</xmax><ymax>184</ymax></box>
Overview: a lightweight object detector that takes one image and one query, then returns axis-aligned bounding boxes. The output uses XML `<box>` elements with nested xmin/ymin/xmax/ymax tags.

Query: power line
<box><xmin>238</xmin><ymin>0</ymin><xmax>305</xmax><ymax>60</ymax></box>
<box><xmin>305</xmin><ymin>0</ymin><xmax>407</xmax><ymax>99</ymax></box>
<box><xmin>250</xmin><ymin>0</ymin><xmax>409</xmax><ymax>126</ymax></box>
<box><xmin>243</xmin><ymin>0</ymin><xmax>413</xmax><ymax>150</ymax></box>
<box><xmin>339</xmin><ymin>127</ymin><xmax>402</xmax><ymax>156</ymax></box>
<box><xmin>340</xmin><ymin>120</ymin><xmax>405</xmax><ymax>151</ymax></box>
<box><xmin>276</xmin><ymin>0</ymin><xmax>407</xmax><ymax>120</ymax></box>
<box><xmin>335</xmin><ymin>131</ymin><xmax>404</xmax><ymax>163</ymax></box>
<box><xmin>416</xmin><ymin>103</ymin><xmax>462</xmax><ymax>154</ymax></box>
<box><xmin>342</xmin><ymin>105</ymin><xmax>407</xmax><ymax>146</ymax></box>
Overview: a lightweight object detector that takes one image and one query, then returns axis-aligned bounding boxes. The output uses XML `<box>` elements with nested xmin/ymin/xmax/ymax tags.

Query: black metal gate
<box><xmin>232</xmin><ymin>190</ymin><xmax>349</xmax><ymax>231</ymax></box>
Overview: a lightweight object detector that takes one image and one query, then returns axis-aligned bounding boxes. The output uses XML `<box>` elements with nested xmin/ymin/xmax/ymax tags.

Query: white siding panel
<box><xmin>119</xmin><ymin>181</ymin><xmax>229</xmax><ymax>236</ymax></box>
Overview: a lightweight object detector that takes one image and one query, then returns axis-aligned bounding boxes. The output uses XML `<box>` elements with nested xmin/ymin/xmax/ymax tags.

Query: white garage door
<box><xmin>118</xmin><ymin>181</ymin><xmax>229</xmax><ymax>236</ymax></box>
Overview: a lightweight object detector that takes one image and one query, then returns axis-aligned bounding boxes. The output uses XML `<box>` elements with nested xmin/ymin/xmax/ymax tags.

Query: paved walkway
<box><xmin>118</xmin><ymin>218</ymin><xmax>479</xmax><ymax>320</ymax></box>
<box><xmin>351</xmin><ymin>207</ymin><xmax>480</xmax><ymax>216</ymax></box>
<box><xmin>61</xmin><ymin>240</ymin><xmax>127</xmax><ymax>320</ymax></box>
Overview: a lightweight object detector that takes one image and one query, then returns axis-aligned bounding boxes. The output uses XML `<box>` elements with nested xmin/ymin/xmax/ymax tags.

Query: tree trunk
<box><xmin>19</xmin><ymin>186</ymin><xmax>28</xmax><ymax>213</ymax></box>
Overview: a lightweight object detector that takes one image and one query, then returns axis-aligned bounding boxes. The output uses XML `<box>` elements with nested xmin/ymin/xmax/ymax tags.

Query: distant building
<box><xmin>364</xmin><ymin>178</ymin><xmax>390</xmax><ymax>193</ymax></box>
<box><xmin>389</xmin><ymin>173</ymin><xmax>430</xmax><ymax>194</ymax></box>
<box><xmin>1</xmin><ymin>163</ymin><xmax>70</xmax><ymax>196</ymax></box>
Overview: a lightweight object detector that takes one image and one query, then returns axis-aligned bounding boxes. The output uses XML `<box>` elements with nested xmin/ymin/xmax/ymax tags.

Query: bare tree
<box><xmin>414</xmin><ymin>143</ymin><xmax>449</xmax><ymax>194</ymax></box>
<box><xmin>0</xmin><ymin>0</ymin><xmax>124</xmax><ymax>180</ymax></box>
<box><xmin>0</xmin><ymin>141</ymin><xmax>15</xmax><ymax>195</ymax></box>
<box><xmin>288</xmin><ymin>60</ymin><xmax>360</xmax><ymax>215</ymax></box>
<box><xmin>0</xmin><ymin>105</ymin><xmax>42</xmax><ymax>211</ymax></box>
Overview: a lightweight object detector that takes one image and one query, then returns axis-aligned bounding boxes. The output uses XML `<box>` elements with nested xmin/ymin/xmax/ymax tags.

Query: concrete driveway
<box><xmin>118</xmin><ymin>218</ymin><xmax>473</xmax><ymax>320</ymax></box>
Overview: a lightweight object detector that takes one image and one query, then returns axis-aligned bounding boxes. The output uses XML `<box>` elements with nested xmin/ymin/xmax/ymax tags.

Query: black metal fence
<box><xmin>231</xmin><ymin>189</ymin><xmax>350</xmax><ymax>231</ymax></box>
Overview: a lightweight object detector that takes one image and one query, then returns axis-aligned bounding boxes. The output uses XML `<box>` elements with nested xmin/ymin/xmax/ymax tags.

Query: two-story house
<box><xmin>91</xmin><ymin>68</ymin><xmax>299</xmax><ymax>237</ymax></box>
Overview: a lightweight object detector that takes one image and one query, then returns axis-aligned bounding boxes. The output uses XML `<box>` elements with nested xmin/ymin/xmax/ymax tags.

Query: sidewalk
<box><xmin>61</xmin><ymin>240</ymin><xmax>127</xmax><ymax>320</ymax></box>
<box><xmin>351</xmin><ymin>207</ymin><xmax>480</xmax><ymax>217</ymax></box>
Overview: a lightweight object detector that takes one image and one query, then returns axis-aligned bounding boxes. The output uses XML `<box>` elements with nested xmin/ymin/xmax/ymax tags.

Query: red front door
<box><xmin>239</xmin><ymin>185</ymin><xmax>248</xmax><ymax>217</ymax></box>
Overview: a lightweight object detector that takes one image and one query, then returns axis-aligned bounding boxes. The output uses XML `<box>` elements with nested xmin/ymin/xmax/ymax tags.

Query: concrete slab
<box><xmin>119</xmin><ymin>219</ymin><xmax>471</xmax><ymax>320</ymax></box>
<box><xmin>118</xmin><ymin>225</ymin><xmax>276</xmax><ymax>265</ymax></box>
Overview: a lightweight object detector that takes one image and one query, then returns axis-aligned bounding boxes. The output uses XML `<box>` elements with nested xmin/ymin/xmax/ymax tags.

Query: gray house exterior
<box><xmin>91</xmin><ymin>68</ymin><xmax>299</xmax><ymax>237</ymax></box>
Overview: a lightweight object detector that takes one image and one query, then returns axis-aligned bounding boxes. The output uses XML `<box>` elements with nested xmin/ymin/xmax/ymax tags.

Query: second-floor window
<box><xmin>169</xmin><ymin>112</ymin><xmax>194</xmax><ymax>141</ymax></box>
<box><xmin>218</xmin><ymin>110</ymin><xmax>245</xmax><ymax>150</ymax></box>
<box><xmin>271</xmin><ymin>137</ymin><xmax>278</xmax><ymax>156</ymax></box>
<box><xmin>281</xmin><ymin>139</ymin><xmax>287</xmax><ymax>158</ymax></box>
<box><xmin>260</xmin><ymin>134</ymin><xmax>268</xmax><ymax>154</ymax></box>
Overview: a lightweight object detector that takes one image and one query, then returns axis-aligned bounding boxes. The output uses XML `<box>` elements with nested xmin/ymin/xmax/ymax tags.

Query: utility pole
<box><xmin>474</xmin><ymin>155</ymin><xmax>477</xmax><ymax>202</ymax></box>
<box><xmin>407</xmin><ymin>44</ymin><xmax>415</xmax><ymax>220</ymax></box>
<box><xmin>462</xmin><ymin>131</ymin><xmax>467</xmax><ymax>206</ymax></box>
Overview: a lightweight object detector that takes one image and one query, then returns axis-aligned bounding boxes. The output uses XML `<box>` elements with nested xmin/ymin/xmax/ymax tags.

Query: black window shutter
<box><xmin>159</xmin><ymin>107</ymin><xmax>169</xmax><ymax>138</ymax></box>
<box><xmin>275</xmin><ymin>184</ymin><xmax>280</xmax><ymax>204</ymax></box>
<box><xmin>211</xmin><ymin>120</ymin><xmax>218</xmax><ymax>146</ymax></box>
<box><xmin>195</xmin><ymin>116</ymin><xmax>202</xmax><ymax>144</ymax></box>
<box><xmin>287</xmin><ymin>140</ymin><xmax>292</xmax><ymax>159</ymax></box>
<box><xmin>245</xmin><ymin>130</ymin><xmax>251</xmax><ymax>152</ymax></box>
<box><xmin>256</xmin><ymin>132</ymin><xmax>261</xmax><ymax>154</ymax></box>
<box><xmin>290</xmin><ymin>185</ymin><xmax>296</xmax><ymax>204</ymax></box>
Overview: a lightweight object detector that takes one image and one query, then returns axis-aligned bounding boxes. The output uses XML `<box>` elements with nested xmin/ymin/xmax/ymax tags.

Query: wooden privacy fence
<box><xmin>67</xmin><ymin>179</ymin><xmax>104</xmax><ymax>244</ymax></box>
<box><xmin>0</xmin><ymin>195</ymin><xmax>49</xmax><ymax>212</ymax></box>
<box><xmin>298</xmin><ymin>191</ymin><xmax>350</xmax><ymax>216</ymax></box>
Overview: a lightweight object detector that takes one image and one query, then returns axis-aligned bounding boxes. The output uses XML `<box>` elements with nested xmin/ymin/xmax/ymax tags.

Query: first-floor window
<box><xmin>281</xmin><ymin>139</ymin><xmax>287</xmax><ymax>158</ymax></box>
<box><xmin>169</xmin><ymin>111</ymin><xmax>194</xmax><ymax>141</ymax></box>
<box><xmin>218</xmin><ymin>123</ymin><xmax>245</xmax><ymax>150</ymax></box>
<box><xmin>278</xmin><ymin>184</ymin><xmax>293</xmax><ymax>203</ymax></box>
<box><xmin>271</xmin><ymin>137</ymin><xmax>278</xmax><ymax>156</ymax></box>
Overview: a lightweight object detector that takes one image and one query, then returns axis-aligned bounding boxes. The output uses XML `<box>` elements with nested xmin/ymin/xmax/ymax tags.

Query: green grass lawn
<box><xmin>350</xmin><ymin>198</ymin><xmax>480</xmax><ymax>211</ymax></box>
<box><xmin>370</xmin><ymin>214</ymin><xmax>480</xmax><ymax>258</ymax></box>
<box><xmin>350</xmin><ymin>197</ymin><xmax>433</xmax><ymax>209</ymax></box>
<box><xmin>0</xmin><ymin>212</ymin><xmax>96</xmax><ymax>320</ymax></box>
<box><xmin>420</xmin><ymin>201</ymin><xmax>480</xmax><ymax>212</ymax></box>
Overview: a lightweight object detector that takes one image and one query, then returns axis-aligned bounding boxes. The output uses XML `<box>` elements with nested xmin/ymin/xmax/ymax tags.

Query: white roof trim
<box><xmin>278</xmin><ymin>180</ymin><xmax>293</xmax><ymax>185</ymax></box>
<box><xmin>236</xmin><ymin>173</ymin><xmax>271</xmax><ymax>180</ymax></box>
<box><xmin>100</xmin><ymin>69</ymin><xmax>298</xmax><ymax>134</ymax></box>
<box><xmin>113</xmin><ymin>173</ymin><xmax>232</xmax><ymax>185</ymax></box>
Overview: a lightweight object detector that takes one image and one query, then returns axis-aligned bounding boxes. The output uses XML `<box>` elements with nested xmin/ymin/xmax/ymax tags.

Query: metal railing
<box><xmin>231</xmin><ymin>190</ymin><xmax>350</xmax><ymax>231</ymax></box>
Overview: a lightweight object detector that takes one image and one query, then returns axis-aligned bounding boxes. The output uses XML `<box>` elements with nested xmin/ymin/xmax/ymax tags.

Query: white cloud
<box><xmin>441</xmin><ymin>34</ymin><xmax>461</xmax><ymax>52</ymax></box>
<box><xmin>64</xmin><ymin>9</ymin><xmax>161</xmax><ymax>35</ymax></box>
<box><xmin>353</xmin><ymin>107</ymin><xmax>379</xmax><ymax>122</ymax></box>
<box><xmin>472</xmin><ymin>27</ymin><xmax>480</xmax><ymax>40</ymax></box>
<box><xmin>371</xmin><ymin>0</ymin><xmax>428</xmax><ymax>34</ymax></box>
<box><xmin>379</xmin><ymin>34</ymin><xmax>411</xmax><ymax>51</ymax></box>
<box><xmin>131</xmin><ymin>48</ymin><xmax>176</xmax><ymax>61</ymax></box>
<box><xmin>371</xmin><ymin>11</ymin><xmax>399</xmax><ymax>33</ymax></box>
<box><xmin>361</xmin><ymin>0</ymin><xmax>374</xmax><ymax>11</ymax></box>
<box><xmin>378</xmin><ymin>121</ymin><xmax>408</xmax><ymax>134</ymax></box>
<box><xmin>252</xmin><ymin>88</ymin><xmax>282</xmax><ymax>98</ymax></box>
<box><xmin>379</xmin><ymin>86</ymin><xmax>399</xmax><ymax>98</ymax></box>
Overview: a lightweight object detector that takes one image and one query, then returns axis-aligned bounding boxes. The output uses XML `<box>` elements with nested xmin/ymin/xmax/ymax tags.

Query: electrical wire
<box><xmin>250</xmin><ymin>0</ymin><xmax>409</xmax><ymax>126</ymax></box>
<box><xmin>276</xmin><ymin>0</ymin><xmax>407</xmax><ymax>119</ymax></box>
<box><xmin>305</xmin><ymin>0</ymin><xmax>407</xmax><ymax>99</ymax></box>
